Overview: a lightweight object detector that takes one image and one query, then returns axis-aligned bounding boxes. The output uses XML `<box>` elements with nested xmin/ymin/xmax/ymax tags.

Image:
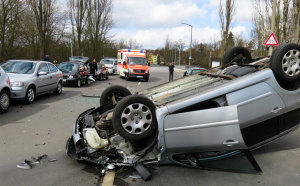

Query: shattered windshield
<box><xmin>57</xmin><ymin>63</ymin><xmax>78</xmax><ymax>72</ymax></box>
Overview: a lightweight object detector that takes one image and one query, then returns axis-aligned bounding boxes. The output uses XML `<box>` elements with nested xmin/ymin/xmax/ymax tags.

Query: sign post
<box><xmin>264</xmin><ymin>33</ymin><xmax>279</xmax><ymax>56</ymax></box>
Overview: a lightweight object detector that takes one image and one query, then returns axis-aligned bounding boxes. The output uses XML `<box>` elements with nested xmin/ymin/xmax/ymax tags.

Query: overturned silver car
<box><xmin>66</xmin><ymin>44</ymin><xmax>300</xmax><ymax>177</ymax></box>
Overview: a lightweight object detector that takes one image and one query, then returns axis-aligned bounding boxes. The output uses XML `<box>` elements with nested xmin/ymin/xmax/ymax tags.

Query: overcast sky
<box><xmin>63</xmin><ymin>0</ymin><xmax>255</xmax><ymax>49</ymax></box>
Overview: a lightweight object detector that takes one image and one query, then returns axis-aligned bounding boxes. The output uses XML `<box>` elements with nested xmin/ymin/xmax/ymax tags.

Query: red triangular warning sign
<box><xmin>264</xmin><ymin>33</ymin><xmax>279</xmax><ymax>46</ymax></box>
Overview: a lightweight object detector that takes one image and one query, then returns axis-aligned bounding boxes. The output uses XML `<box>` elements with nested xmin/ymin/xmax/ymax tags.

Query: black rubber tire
<box><xmin>223</xmin><ymin>46</ymin><xmax>252</xmax><ymax>65</ymax></box>
<box><xmin>100</xmin><ymin>85</ymin><xmax>132</xmax><ymax>106</ymax></box>
<box><xmin>54</xmin><ymin>81</ymin><xmax>63</xmax><ymax>95</ymax></box>
<box><xmin>77</xmin><ymin>79</ymin><xmax>81</xmax><ymax>87</ymax></box>
<box><xmin>145</xmin><ymin>78</ymin><xmax>149</xmax><ymax>82</ymax></box>
<box><xmin>125</xmin><ymin>73</ymin><xmax>130</xmax><ymax>81</ymax></box>
<box><xmin>112</xmin><ymin>95</ymin><xmax>157</xmax><ymax>141</ymax></box>
<box><xmin>25</xmin><ymin>86</ymin><xmax>35</xmax><ymax>104</ymax></box>
<box><xmin>0</xmin><ymin>90</ymin><xmax>10</xmax><ymax>113</ymax></box>
<box><xmin>270</xmin><ymin>43</ymin><xmax>300</xmax><ymax>87</ymax></box>
<box><xmin>106</xmin><ymin>72</ymin><xmax>109</xmax><ymax>80</ymax></box>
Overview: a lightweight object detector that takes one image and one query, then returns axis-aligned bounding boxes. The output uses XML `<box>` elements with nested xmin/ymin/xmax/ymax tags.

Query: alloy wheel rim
<box><xmin>28</xmin><ymin>89</ymin><xmax>34</xmax><ymax>102</ymax></box>
<box><xmin>121</xmin><ymin>103</ymin><xmax>152</xmax><ymax>134</ymax></box>
<box><xmin>58</xmin><ymin>83</ymin><xmax>62</xmax><ymax>93</ymax></box>
<box><xmin>0</xmin><ymin>93</ymin><xmax>9</xmax><ymax>110</ymax></box>
<box><xmin>282</xmin><ymin>49</ymin><xmax>300</xmax><ymax>76</ymax></box>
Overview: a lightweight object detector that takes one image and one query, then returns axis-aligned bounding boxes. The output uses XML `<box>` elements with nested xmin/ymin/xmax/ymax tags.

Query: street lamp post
<box><xmin>182</xmin><ymin>22</ymin><xmax>193</xmax><ymax>69</ymax></box>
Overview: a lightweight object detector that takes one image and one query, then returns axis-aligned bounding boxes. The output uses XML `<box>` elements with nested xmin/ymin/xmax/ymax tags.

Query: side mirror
<box><xmin>38</xmin><ymin>71</ymin><xmax>47</xmax><ymax>76</ymax></box>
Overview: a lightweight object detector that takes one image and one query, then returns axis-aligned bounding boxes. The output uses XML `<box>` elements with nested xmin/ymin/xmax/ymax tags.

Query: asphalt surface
<box><xmin>1</xmin><ymin>66</ymin><xmax>300</xmax><ymax>186</ymax></box>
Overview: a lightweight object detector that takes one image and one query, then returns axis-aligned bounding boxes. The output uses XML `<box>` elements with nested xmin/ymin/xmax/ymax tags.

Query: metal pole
<box><xmin>70</xmin><ymin>41</ymin><xmax>73</xmax><ymax>57</ymax></box>
<box><xmin>189</xmin><ymin>26</ymin><xmax>192</xmax><ymax>68</ymax></box>
<box><xmin>179</xmin><ymin>48</ymin><xmax>181</xmax><ymax>65</ymax></box>
<box><xmin>269</xmin><ymin>0</ymin><xmax>277</xmax><ymax>56</ymax></box>
<box><xmin>174</xmin><ymin>48</ymin><xmax>176</xmax><ymax>64</ymax></box>
<box><xmin>181</xmin><ymin>23</ymin><xmax>193</xmax><ymax>69</ymax></box>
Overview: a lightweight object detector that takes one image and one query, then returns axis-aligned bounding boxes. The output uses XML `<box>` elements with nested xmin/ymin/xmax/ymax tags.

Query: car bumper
<box><xmin>128</xmin><ymin>73</ymin><xmax>149</xmax><ymax>79</ymax></box>
<box><xmin>63</xmin><ymin>78</ymin><xmax>78</xmax><ymax>85</ymax></box>
<box><xmin>10</xmin><ymin>87</ymin><xmax>27</xmax><ymax>99</ymax></box>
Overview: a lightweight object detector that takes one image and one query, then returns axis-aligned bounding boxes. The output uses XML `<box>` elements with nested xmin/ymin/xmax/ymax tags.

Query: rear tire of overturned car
<box><xmin>223</xmin><ymin>46</ymin><xmax>252</xmax><ymax>65</ymax></box>
<box><xmin>100</xmin><ymin>85</ymin><xmax>132</xmax><ymax>106</ymax></box>
<box><xmin>112</xmin><ymin>95</ymin><xmax>157</xmax><ymax>141</ymax></box>
<box><xmin>270</xmin><ymin>43</ymin><xmax>300</xmax><ymax>90</ymax></box>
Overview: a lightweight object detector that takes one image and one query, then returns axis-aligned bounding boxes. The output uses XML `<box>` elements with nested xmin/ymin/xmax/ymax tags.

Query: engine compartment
<box><xmin>66</xmin><ymin>105</ymin><xmax>160</xmax><ymax>166</ymax></box>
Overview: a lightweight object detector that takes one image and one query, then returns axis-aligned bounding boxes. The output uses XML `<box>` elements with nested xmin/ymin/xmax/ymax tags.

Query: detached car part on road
<box><xmin>1</xmin><ymin>60</ymin><xmax>63</xmax><ymax>104</ymax></box>
<box><xmin>0</xmin><ymin>66</ymin><xmax>11</xmax><ymax>113</ymax></box>
<box><xmin>67</xmin><ymin>44</ymin><xmax>300</xmax><ymax>177</ymax></box>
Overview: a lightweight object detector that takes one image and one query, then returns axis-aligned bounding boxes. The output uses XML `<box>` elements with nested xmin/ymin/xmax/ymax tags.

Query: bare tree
<box><xmin>0</xmin><ymin>0</ymin><xmax>23</xmax><ymax>61</ymax></box>
<box><xmin>27</xmin><ymin>0</ymin><xmax>56</xmax><ymax>59</ymax></box>
<box><xmin>69</xmin><ymin>0</ymin><xmax>88</xmax><ymax>56</ymax></box>
<box><xmin>292</xmin><ymin>0</ymin><xmax>300</xmax><ymax>43</ymax></box>
<box><xmin>85</xmin><ymin>0</ymin><xmax>113</xmax><ymax>59</ymax></box>
<box><xmin>219</xmin><ymin>0</ymin><xmax>235</xmax><ymax>60</ymax></box>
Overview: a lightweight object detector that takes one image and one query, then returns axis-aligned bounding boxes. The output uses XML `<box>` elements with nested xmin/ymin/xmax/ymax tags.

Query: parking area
<box><xmin>1</xmin><ymin>66</ymin><xmax>300</xmax><ymax>186</ymax></box>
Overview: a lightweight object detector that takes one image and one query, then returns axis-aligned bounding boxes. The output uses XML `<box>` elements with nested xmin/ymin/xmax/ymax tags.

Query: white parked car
<box><xmin>99</xmin><ymin>58</ymin><xmax>117</xmax><ymax>74</ymax></box>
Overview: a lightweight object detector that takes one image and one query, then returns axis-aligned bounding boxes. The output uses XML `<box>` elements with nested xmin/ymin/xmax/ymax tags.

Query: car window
<box><xmin>48</xmin><ymin>63</ymin><xmax>58</xmax><ymax>73</ymax></box>
<box><xmin>38</xmin><ymin>63</ymin><xmax>49</xmax><ymax>73</ymax></box>
<box><xmin>1</xmin><ymin>61</ymin><xmax>36</xmax><ymax>74</ymax></box>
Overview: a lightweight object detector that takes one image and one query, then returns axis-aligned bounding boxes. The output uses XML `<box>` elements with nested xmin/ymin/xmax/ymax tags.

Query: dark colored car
<box><xmin>58</xmin><ymin>62</ymin><xmax>91</xmax><ymax>87</ymax></box>
<box><xmin>183</xmin><ymin>67</ymin><xmax>207</xmax><ymax>76</ymax></box>
<box><xmin>96</xmin><ymin>63</ymin><xmax>109</xmax><ymax>81</ymax></box>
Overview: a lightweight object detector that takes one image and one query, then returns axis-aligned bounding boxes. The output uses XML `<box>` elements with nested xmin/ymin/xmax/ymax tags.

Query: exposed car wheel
<box><xmin>112</xmin><ymin>95</ymin><xmax>157</xmax><ymax>141</ymax></box>
<box><xmin>25</xmin><ymin>86</ymin><xmax>35</xmax><ymax>104</ymax></box>
<box><xmin>100</xmin><ymin>85</ymin><xmax>132</xmax><ymax>106</ymax></box>
<box><xmin>77</xmin><ymin>79</ymin><xmax>81</xmax><ymax>87</ymax></box>
<box><xmin>223</xmin><ymin>46</ymin><xmax>252</xmax><ymax>65</ymax></box>
<box><xmin>145</xmin><ymin>77</ymin><xmax>149</xmax><ymax>82</ymax></box>
<box><xmin>0</xmin><ymin>90</ymin><xmax>10</xmax><ymax>113</ymax></box>
<box><xmin>54</xmin><ymin>81</ymin><xmax>63</xmax><ymax>95</ymax></box>
<box><xmin>270</xmin><ymin>43</ymin><xmax>300</xmax><ymax>90</ymax></box>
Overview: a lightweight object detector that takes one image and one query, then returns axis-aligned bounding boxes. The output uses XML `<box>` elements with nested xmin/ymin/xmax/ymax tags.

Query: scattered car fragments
<box><xmin>66</xmin><ymin>43</ymin><xmax>300</xmax><ymax>181</ymax></box>
<box><xmin>16</xmin><ymin>155</ymin><xmax>57</xmax><ymax>170</ymax></box>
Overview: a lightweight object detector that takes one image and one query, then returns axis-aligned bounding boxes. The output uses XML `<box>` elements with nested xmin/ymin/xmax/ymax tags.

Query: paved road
<box><xmin>1</xmin><ymin>66</ymin><xmax>300</xmax><ymax>186</ymax></box>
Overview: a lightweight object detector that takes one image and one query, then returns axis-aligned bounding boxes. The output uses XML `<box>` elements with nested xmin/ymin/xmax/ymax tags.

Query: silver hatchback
<box><xmin>1</xmin><ymin>60</ymin><xmax>63</xmax><ymax>104</ymax></box>
<box><xmin>0</xmin><ymin>66</ymin><xmax>11</xmax><ymax>113</ymax></box>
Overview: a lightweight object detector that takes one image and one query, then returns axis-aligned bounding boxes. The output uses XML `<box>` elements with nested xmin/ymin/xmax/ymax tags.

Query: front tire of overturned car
<box><xmin>223</xmin><ymin>46</ymin><xmax>252</xmax><ymax>65</ymax></box>
<box><xmin>270</xmin><ymin>43</ymin><xmax>300</xmax><ymax>90</ymax></box>
<box><xmin>112</xmin><ymin>95</ymin><xmax>157</xmax><ymax>141</ymax></box>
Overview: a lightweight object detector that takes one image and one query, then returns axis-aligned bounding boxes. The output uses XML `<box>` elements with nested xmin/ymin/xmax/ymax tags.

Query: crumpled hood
<box><xmin>7</xmin><ymin>73</ymin><xmax>33</xmax><ymax>82</ymax></box>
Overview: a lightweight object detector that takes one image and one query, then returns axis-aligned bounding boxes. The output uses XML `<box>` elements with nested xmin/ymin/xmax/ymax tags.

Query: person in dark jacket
<box><xmin>169</xmin><ymin>62</ymin><xmax>174</xmax><ymax>81</ymax></box>
<box><xmin>89</xmin><ymin>59</ymin><xmax>98</xmax><ymax>79</ymax></box>
<box><xmin>43</xmin><ymin>55</ymin><xmax>50</xmax><ymax>61</ymax></box>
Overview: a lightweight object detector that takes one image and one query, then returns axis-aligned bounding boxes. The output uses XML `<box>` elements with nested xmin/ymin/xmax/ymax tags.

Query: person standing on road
<box><xmin>89</xmin><ymin>59</ymin><xmax>98</xmax><ymax>79</ymax></box>
<box><xmin>169</xmin><ymin>62</ymin><xmax>174</xmax><ymax>81</ymax></box>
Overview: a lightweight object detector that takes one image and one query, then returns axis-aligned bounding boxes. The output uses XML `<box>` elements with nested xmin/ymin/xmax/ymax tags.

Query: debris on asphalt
<box><xmin>34</xmin><ymin>142</ymin><xmax>46</xmax><ymax>146</ymax></box>
<box><xmin>16</xmin><ymin>154</ymin><xmax>57</xmax><ymax>170</ymax></box>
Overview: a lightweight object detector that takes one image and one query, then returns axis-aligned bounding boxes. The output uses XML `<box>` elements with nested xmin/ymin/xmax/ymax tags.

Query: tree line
<box><xmin>0</xmin><ymin>0</ymin><xmax>299</xmax><ymax>66</ymax></box>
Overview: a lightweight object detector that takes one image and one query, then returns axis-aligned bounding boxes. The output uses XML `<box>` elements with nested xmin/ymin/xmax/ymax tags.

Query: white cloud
<box><xmin>113</xmin><ymin>0</ymin><xmax>206</xmax><ymax>28</ymax></box>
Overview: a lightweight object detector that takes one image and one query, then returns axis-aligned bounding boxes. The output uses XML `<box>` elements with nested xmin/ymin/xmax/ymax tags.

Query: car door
<box><xmin>226</xmin><ymin>82</ymin><xmax>286</xmax><ymax>147</ymax></box>
<box><xmin>36</xmin><ymin>63</ymin><xmax>51</xmax><ymax>94</ymax></box>
<box><xmin>164</xmin><ymin>105</ymin><xmax>262</xmax><ymax>172</ymax></box>
<box><xmin>47</xmin><ymin>63</ymin><xmax>60</xmax><ymax>90</ymax></box>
